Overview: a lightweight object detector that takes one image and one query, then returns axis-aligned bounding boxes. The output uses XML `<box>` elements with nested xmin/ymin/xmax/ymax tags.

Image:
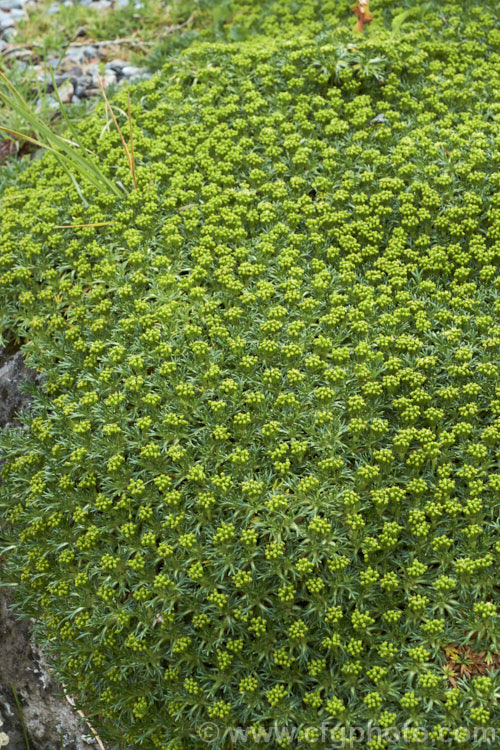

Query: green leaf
<box><xmin>392</xmin><ymin>10</ymin><xmax>410</xmax><ymax>33</ymax></box>
<box><xmin>212</xmin><ymin>0</ymin><xmax>231</xmax><ymax>24</ymax></box>
<box><xmin>230</xmin><ymin>25</ymin><xmax>251</xmax><ymax>41</ymax></box>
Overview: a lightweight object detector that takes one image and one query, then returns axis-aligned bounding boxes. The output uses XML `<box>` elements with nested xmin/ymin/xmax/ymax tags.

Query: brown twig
<box><xmin>0</xmin><ymin>13</ymin><xmax>197</xmax><ymax>57</ymax></box>
<box><xmin>127</xmin><ymin>91</ymin><xmax>137</xmax><ymax>190</ymax></box>
<box><xmin>62</xmin><ymin>686</ymin><xmax>106</xmax><ymax>750</ymax></box>
<box><xmin>159</xmin><ymin>11</ymin><xmax>197</xmax><ymax>38</ymax></box>
<box><xmin>97</xmin><ymin>74</ymin><xmax>137</xmax><ymax>189</ymax></box>
<box><xmin>54</xmin><ymin>221</ymin><xmax>115</xmax><ymax>228</ymax></box>
<box><xmin>0</xmin><ymin>38</ymin><xmax>154</xmax><ymax>56</ymax></box>
<box><xmin>352</xmin><ymin>0</ymin><xmax>374</xmax><ymax>32</ymax></box>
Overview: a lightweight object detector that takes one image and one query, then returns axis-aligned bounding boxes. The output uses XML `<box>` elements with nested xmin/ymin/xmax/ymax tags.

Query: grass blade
<box><xmin>98</xmin><ymin>74</ymin><xmax>137</xmax><ymax>189</ymax></box>
<box><xmin>0</xmin><ymin>69</ymin><xmax>124</xmax><ymax>197</ymax></box>
<box><xmin>127</xmin><ymin>91</ymin><xmax>137</xmax><ymax>190</ymax></box>
<box><xmin>11</xmin><ymin>683</ymin><xmax>31</xmax><ymax>750</ymax></box>
<box><xmin>54</xmin><ymin>222</ymin><xmax>115</xmax><ymax>228</ymax></box>
<box><xmin>48</xmin><ymin>67</ymin><xmax>86</xmax><ymax>151</ymax></box>
<box><xmin>0</xmin><ymin>124</ymin><xmax>57</xmax><ymax>152</ymax></box>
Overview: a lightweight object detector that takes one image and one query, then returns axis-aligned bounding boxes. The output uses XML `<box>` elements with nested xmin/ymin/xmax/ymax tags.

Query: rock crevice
<box><xmin>0</xmin><ymin>347</ymin><xmax>100</xmax><ymax>750</ymax></box>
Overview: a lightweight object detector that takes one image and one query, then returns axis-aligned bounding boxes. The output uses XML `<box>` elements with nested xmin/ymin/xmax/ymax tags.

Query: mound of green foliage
<box><xmin>1</xmin><ymin>1</ymin><xmax>500</xmax><ymax>747</ymax></box>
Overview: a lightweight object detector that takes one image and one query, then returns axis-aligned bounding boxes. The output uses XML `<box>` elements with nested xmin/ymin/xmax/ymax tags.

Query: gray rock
<box><xmin>80</xmin><ymin>86</ymin><xmax>100</xmax><ymax>98</ymax></box>
<box><xmin>0</xmin><ymin>590</ymin><xmax>101</xmax><ymax>750</ymax></box>
<box><xmin>82</xmin><ymin>45</ymin><xmax>98</xmax><ymax>59</ymax></box>
<box><xmin>56</xmin><ymin>82</ymin><xmax>73</xmax><ymax>103</ymax></box>
<box><xmin>106</xmin><ymin>58</ymin><xmax>127</xmax><ymax>71</ymax></box>
<box><xmin>90</xmin><ymin>0</ymin><xmax>111</xmax><ymax>8</ymax></box>
<box><xmin>46</xmin><ymin>2</ymin><xmax>60</xmax><ymax>12</ymax></box>
<box><xmin>65</xmin><ymin>48</ymin><xmax>85</xmax><ymax>64</ymax></box>
<box><xmin>0</xmin><ymin>0</ymin><xmax>22</xmax><ymax>10</ymax></box>
<box><xmin>0</xmin><ymin>349</ymin><xmax>37</xmax><ymax>429</ymax></box>
<box><xmin>72</xmin><ymin>77</ymin><xmax>93</xmax><ymax>98</ymax></box>
<box><xmin>0</xmin><ymin>11</ymin><xmax>15</xmax><ymax>29</ymax></box>
<box><xmin>0</xmin><ymin>25</ymin><xmax>15</xmax><ymax>39</ymax></box>
<box><xmin>36</xmin><ymin>72</ymin><xmax>69</xmax><ymax>91</ymax></box>
<box><xmin>87</xmin><ymin>68</ymin><xmax>115</xmax><ymax>88</ymax></box>
<box><xmin>0</xmin><ymin>351</ymin><xmax>114</xmax><ymax>750</ymax></box>
<box><xmin>127</xmin><ymin>72</ymin><xmax>152</xmax><ymax>83</ymax></box>
<box><xmin>34</xmin><ymin>95</ymin><xmax>58</xmax><ymax>111</ymax></box>
<box><xmin>121</xmin><ymin>65</ymin><xmax>142</xmax><ymax>77</ymax></box>
<box><xmin>8</xmin><ymin>6</ymin><xmax>25</xmax><ymax>17</ymax></box>
<box><xmin>0</xmin><ymin>347</ymin><xmax>135</xmax><ymax>747</ymax></box>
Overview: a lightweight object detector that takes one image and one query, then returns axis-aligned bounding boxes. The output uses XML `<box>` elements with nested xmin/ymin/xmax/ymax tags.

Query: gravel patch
<box><xmin>0</xmin><ymin>0</ymin><xmax>151</xmax><ymax>109</ymax></box>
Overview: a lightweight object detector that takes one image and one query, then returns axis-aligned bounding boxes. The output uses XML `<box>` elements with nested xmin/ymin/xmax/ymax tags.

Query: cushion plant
<box><xmin>1</xmin><ymin>1</ymin><xmax>500</xmax><ymax>748</ymax></box>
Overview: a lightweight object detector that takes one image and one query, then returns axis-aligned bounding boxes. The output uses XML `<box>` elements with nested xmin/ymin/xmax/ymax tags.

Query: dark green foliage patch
<box><xmin>1</xmin><ymin>1</ymin><xmax>500</xmax><ymax>748</ymax></box>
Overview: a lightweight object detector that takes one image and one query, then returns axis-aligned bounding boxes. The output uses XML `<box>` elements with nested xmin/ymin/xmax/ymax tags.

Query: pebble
<box><xmin>82</xmin><ymin>44</ymin><xmax>100</xmax><ymax>58</ymax></box>
<box><xmin>56</xmin><ymin>82</ymin><xmax>74</xmax><ymax>102</ymax></box>
<box><xmin>1</xmin><ymin>25</ymin><xmax>15</xmax><ymax>39</ymax></box>
<box><xmin>0</xmin><ymin>0</ymin><xmax>23</xmax><ymax>9</ymax></box>
<box><xmin>35</xmin><ymin>95</ymin><xmax>58</xmax><ymax>111</ymax></box>
<box><xmin>106</xmin><ymin>58</ymin><xmax>127</xmax><ymax>70</ymax></box>
<box><xmin>127</xmin><ymin>71</ymin><xmax>151</xmax><ymax>83</ymax></box>
<box><xmin>64</xmin><ymin>49</ymin><xmax>85</xmax><ymax>63</ymax></box>
<box><xmin>38</xmin><ymin>72</ymin><xmax>69</xmax><ymax>90</ymax></box>
<box><xmin>0</xmin><ymin>11</ymin><xmax>15</xmax><ymax>28</ymax></box>
<box><xmin>122</xmin><ymin>64</ymin><xmax>142</xmax><ymax>77</ymax></box>
<box><xmin>80</xmin><ymin>86</ymin><xmax>100</xmax><ymax>97</ymax></box>
<box><xmin>97</xmin><ymin>71</ymin><xmax>117</xmax><ymax>88</ymax></box>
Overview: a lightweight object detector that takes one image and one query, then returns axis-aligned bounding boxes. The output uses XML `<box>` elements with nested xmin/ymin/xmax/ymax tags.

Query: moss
<box><xmin>1</xmin><ymin>1</ymin><xmax>500</xmax><ymax>748</ymax></box>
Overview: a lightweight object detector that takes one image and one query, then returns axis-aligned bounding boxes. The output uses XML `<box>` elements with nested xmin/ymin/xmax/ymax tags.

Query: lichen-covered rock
<box><xmin>0</xmin><ymin>353</ymin><xmax>105</xmax><ymax>750</ymax></box>
<box><xmin>0</xmin><ymin>348</ymin><xmax>37</xmax><ymax>430</ymax></box>
<box><xmin>0</xmin><ymin>590</ymin><xmax>103</xmax><ymax>750</ymax></box>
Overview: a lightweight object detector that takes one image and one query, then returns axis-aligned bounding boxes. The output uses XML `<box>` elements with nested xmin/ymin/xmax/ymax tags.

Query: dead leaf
<box><xmin>443</xmin><ymin>643</ymin><xmax>500</xmax><ymax>685</ymax></box>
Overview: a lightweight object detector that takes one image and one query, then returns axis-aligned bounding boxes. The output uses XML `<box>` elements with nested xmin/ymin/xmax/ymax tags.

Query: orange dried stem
<box><xmin>127</xmin><ymin>91</ymin><xmax>137</xmax><ymax>191</ymax></box>
<box><xmin>98</xmin><ymin>75</ymin><xmax>137</xmax><ymax>189</ymax></box>
<box><xmin>353</xmin><ymin>0</ymin><xmax>374</xmax><ymax>32</ymax></box>
<box><xmin>54</xmin><ymin>221</ymin><xmax>115</xmax><ymax>228</ymax></box>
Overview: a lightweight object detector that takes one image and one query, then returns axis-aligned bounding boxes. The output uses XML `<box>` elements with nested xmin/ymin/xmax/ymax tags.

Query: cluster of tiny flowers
<box><xmin>0</xmin><ymin>0</ymin><xmax>499</xmax><ymax>748</ymax></box>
